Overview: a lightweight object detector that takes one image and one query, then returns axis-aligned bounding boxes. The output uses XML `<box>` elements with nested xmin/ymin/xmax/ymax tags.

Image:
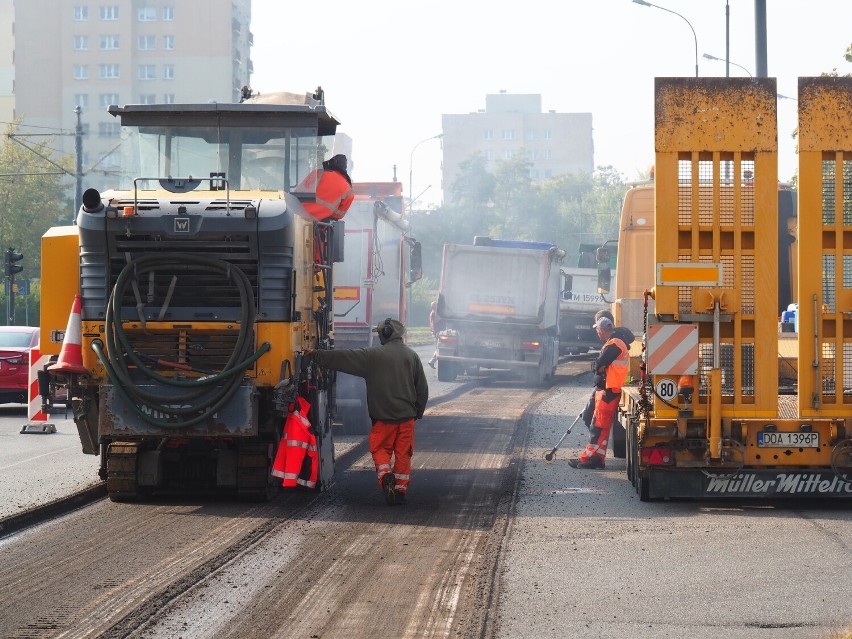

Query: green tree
<box><xmin>0</xmin><ymin>120</ymin><xmax>73</xmax><ymax>324</ymax></box>
<box><xmin>410</xmin><ymin>153</ymin><xmax>628</xmax><ymax>307</ymax></box>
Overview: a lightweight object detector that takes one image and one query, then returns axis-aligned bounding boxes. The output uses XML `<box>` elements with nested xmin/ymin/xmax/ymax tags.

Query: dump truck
<box><xmin>559</xmin><ymin>241</ymin><xmax>616</xmax><ymax>355</ymax></box>
<box><xmin>620</xmin><ymin>76</ymin><xmax>852</xmax><ymax>501</ymax></box>
<box><xmin>331</xmin><ymin>182</ymin><xmax>422</xmax><ymax>434</ymax></box>
<box><xmin>39</xmin><ymin>89</ymin><xmax>344</xmax><ymax>501</ymax></box>
<box><xmin>435</xmin><ymin>237</ymin><xmax>564</xmax><ymax>385</ymax></box>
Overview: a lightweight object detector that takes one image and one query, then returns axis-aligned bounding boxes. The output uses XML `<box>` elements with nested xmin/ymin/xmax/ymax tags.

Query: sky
<box><xmin>249</xmin><ymin>0</ymin><xmax>851</xmax><ymax>208</ymax></box>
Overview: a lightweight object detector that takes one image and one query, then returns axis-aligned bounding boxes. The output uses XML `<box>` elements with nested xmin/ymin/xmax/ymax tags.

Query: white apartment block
<box><xmin>12</xmin><ymin>0</ymin><xmax>251</xmax><ymax>181</ymax></box>
<box><xmin>441</xmin><ymin>92</ymin><xmax>594</xmax><ymax>203</ymax></box>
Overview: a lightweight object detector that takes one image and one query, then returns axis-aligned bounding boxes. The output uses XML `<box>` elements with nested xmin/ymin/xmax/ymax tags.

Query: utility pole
<box><xmin>75</xmin><ymin>106</ymin><xmax>83</xmax><ymax>213</ymax></box>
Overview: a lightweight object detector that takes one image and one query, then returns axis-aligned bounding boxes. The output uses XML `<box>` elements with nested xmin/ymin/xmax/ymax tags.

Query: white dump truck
<box><xmin>435</xmin><ymin>237</ymin><xmax>564</xmax><ymax>386</ymax></box>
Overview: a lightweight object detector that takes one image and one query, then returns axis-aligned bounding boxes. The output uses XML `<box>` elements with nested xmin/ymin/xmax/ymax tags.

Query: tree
<box><xmin>412</xmin><ymin>153</ymin><xmax>628</xmax><ymax>287</ymax></box>
<box><xmin>0</xmin><ymin>120</ymin><xmax>74</xmax><ymax>323</ymax></box>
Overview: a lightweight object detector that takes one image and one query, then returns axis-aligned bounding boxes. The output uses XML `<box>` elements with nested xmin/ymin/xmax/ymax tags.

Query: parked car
<box><xmin>0</xmin><ymin>326</ymin><xmax>39</xmax><ymax>404</ymax></box>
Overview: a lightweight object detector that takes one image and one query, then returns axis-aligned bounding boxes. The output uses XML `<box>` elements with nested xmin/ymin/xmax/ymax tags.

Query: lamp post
<box><xmin>633</xmin><ymin>0</ymin><xmax>698</xmax><ymax>78</ymax></box>
<box><xmin>702</xmin><ymin>53</ymin><xmax>753</xmax><ymax>77</ymax></box>
<box><xmin>405</xmin><ymin>133</ymin><xmax>442</xmax><ymax>328</ymax></box>
<box><xmin>408</xmin><ymin>133</ymin><xmax>443</xmax><ymax>224</ymax></box>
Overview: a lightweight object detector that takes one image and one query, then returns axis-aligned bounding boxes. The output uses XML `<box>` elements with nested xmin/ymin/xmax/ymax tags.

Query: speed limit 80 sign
<box><xmin>654</xmin><ymin>378</ymin><xmax>679</xmax><ymax>402</ymax></box>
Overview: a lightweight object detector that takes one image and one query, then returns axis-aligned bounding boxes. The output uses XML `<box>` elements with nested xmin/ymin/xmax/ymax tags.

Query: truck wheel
<box><xmin>626</xmin><ymin>420</ymin><xmax>634</xmax><ymax>486</ymax></box>
<box><xmin>337</xmin><ymin>403</ymin><xmax>371</xmax><ymax>436</ymax></box>
<box><xmin>611</xmin><ymin>415</ymin><xmax>626</xmax><ymax>459</ymax></box>
<box><xmin>638</xmin><ymin>469</ymin><xmax>651</xmax><ymax>502</ymax></box>
<box><xmin>437</xmin><ymin>360</ymin><xmax>456</xmax><ymax>382</ymax></box>
<box><xmin>524</xmin><ymin>362</ymin><xmax>546</xmax><ymax>387</ymax></box>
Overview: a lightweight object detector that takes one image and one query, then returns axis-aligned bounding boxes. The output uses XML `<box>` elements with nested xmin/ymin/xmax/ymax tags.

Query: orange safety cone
<box><xmin>47</xmin><ymin>294</ymin><xmax>88</xmax><ymax>375</ymax></box>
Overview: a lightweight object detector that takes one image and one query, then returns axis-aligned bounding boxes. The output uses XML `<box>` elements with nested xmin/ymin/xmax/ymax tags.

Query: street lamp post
<box><xmin>703</xmin><ymin>53</ymin><xmax>753</xmax><ymax>77</ymax></box>
<box><xmin>633</xmin><ymin>0</ymin><xmax>698</xmax><ymax>78</ymax></box>
<box><xmin>408</xmin><ymin>133</ymin><xmax>443</xmax><ymax>224</ymax></box>
<box><xmin>405</xmin><ymin>133</ymin><xmax>442</xmax><ymax>328</ymax></box>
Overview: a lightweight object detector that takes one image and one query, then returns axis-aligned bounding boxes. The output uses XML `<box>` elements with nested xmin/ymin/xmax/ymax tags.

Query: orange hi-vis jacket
<box><xmin>271</xmin><ymin>396</ymin><xmax>318</xmax><ymax>489</ymax></box>
<box><xmin>300</xmin><ymin>169</ymin><xmax>354</xmax><ymax>221</ymax></box>
<box><xmin>603</xmin><ymin>336</ymin><xmax>629</xmax><ymax>392</ymax></box>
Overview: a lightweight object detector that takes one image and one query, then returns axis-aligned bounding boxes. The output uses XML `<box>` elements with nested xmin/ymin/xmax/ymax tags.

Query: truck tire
<box><xmin>437</xmin><ymin>360</ymin><xmax>457</xmax><ymax>382</ymax></box>
<box><xmin>337</xmin><ymin>403</ymin><xmax>371</xmax><ymax>436</ymax></box>
<box><xmin>524</xmin><ymin>361</ymin><xmax>547</xmax><ymax>387</ymax></box>
<box><xmin>611</xmin><ymin>415</ymin><xmax>626</xmax><ymax>458</ymax></box>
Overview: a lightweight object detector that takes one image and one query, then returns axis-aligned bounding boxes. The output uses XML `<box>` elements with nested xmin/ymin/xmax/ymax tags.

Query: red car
<box><xmin>0</xmin><ymin>326</ymin><xmax>39</xmax><ymax>404</ymax></box>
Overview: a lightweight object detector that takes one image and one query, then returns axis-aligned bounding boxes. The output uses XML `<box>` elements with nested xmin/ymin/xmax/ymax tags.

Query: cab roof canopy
<box><xmin>108</xmin><ymin>97</ymin><xmax>340</xmax><ymax>137</ymax></box>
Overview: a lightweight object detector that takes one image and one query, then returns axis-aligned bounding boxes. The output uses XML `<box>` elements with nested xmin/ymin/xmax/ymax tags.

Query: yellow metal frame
<box><xmin>655</xmin><ymin>78</ymin><xmax>779</xmax><ymax>435</ymax></box>
<box><xmin>797</xmin><ymin>77</ymin><xmax>852</xmax><ymax>417</ymax></box>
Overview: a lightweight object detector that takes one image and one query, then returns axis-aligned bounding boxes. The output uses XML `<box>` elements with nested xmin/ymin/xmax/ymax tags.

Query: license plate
<box><xmin>478</xmin><ymin>340</ymin><xmax>502</xmax><ymax>349</ymax></box>
<box><xmin>757</xmin><ymin>431</ymin><xmax>819</xmax><ymax>448</ymax></box>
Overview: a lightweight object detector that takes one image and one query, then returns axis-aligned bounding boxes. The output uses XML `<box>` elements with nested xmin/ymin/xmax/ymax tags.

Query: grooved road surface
<box><xmin>0</xmin><ymin>369</ymin><xmax>555</xmax><ymax>639</ymax></box>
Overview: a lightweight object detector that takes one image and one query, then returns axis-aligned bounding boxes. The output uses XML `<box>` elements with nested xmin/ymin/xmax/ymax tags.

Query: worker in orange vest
<box><xmin>298</xmin><ymin>154</ymin><xmax>355</xmax><ymax>221</ymax></box>
<box><xmin>305</xmin><ymin>318</ymin><xmax>429</xmax><ymax>505</ymax></box>
<box><xmin>568</xmin><ymin>316</ymin><xmax>628</xmax><ymax>470</ymax></box>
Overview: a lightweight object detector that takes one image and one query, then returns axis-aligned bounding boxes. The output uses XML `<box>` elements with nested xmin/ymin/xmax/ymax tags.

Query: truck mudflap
<box><xmin>648</xmin><ymin>468</ymin><xmax>852</xmax><ymax>499</ymax></box>
<box><xmin>100</xmin><ymin>383</ymin><xmax>256</xmax><ymax>437</ymax></box>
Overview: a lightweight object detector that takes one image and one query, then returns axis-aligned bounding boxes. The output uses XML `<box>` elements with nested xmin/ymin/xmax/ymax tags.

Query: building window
<box><xmin>74</xmin><ymin>94</ymin><xmax>89</xmax><ymax>108</ymax></box>
<box><xmin>162</xmin><ymin>6</ymin><xmax>175</xmax><ymax>21</ymax></box>
<box><xmin>99</xmin><ymin>6</ymin><xmax>119</xmax><ymax>20</ymax></box>
<box><xmin>528</xmin><ymin>150</ymin><xmax>537</xmax><ymax>161</ymax></box>
<box><xmin>163</xmin><ymin>64</ymin><xmax>175</xmax><ymax>80</ymax></box>
<box><xmin>543</xmin><ymin>129</ymin><xmax>552</xmax><ymax>140</ymax></box>
<box><xmin>502</xmin><ymin>129</ymin><xmax>514</xmax><ymax>140</ymax></box>
<box><xmin>138</xmin><ymin>35</ymin><xmax>156</xmax><ymax>50</ymax></box>
<box><xmin>98</xmin><ymin>122</ymin><xmax>121</xmax><ymax>137</ymax></box>
<box><xmin>73</xmin><ymin>65</ymin><xmax>89</xmax><ymax>80</ymax></box>
<box><xmin>163</xmin><ymin>35</ymin><xmax>175</xmax><ymax>50</ymax></box>
<box><xmin>163</xmin><ymin>93</ymin><xmax>175</xmax><ymax>104</ymax></box>
<box><xmin>503</xmin><ymin>150</ymin><xmax>512</xmax><ymax>160</ymax></box>
<box><xmin>73</xmin><ymin>6</ymin><xmax>88</xmax><ymax>21</ymax></box>
<box><xmin>138</xmin><ymin>7</ymin><xmax>156</xmax><ymax>21</ymax></box>
<box><xmin>138</xmin><ymin>64</ymin><xmax>156</xmax><ymax>80</ymax></box>
<box><xmin>526</xmin><ymin>129</ymin><xmax>537</xmax><ymax>140</ymax></box>
<box><xmin>139</xmin><ymin>94</ymin><xmax>156</xmax><ymax>104</ymax></box>
<box><xmin>544</xmin><ymin>170</ymin><xmax>552</xmax><ymax>178</ymax></box>
<box><xmin>99</xmin><ymin>64</ymin><xmax>120</xmax><ymax>79</ymax></box>
<box><xmin>99</xmin><ymin>93</ymin><xmax>119</xmax><ymax>108</ymax></box>
<box><xmin>99</xmin><ymin>35</ymin><xmax>119</xmax><ymax>50</ymax></box>
<box><xmin>484</xmin><ymin>129</ymin><xmax>493</xmax><ymax>140</ymax></box>
<box><xmin>73</xmin><ymin>35</ymin><xmax>89</xmax><ymax>51</ymax></box>
<box><xmin>485</xmin><ymin>150</ymin><xmax>493</xmax><ymax>161</ymax></box>
<box><xmin>543</xmin><ymin>149</ymin><xmax>552</xmax><ymax>160</ymax></box>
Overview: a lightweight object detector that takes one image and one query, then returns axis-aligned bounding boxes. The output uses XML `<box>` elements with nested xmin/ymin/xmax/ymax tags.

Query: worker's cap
<box><xmin>592</xmin><ymin>317</ymin><xmax>614</xmax><ymax>329</ymax></box>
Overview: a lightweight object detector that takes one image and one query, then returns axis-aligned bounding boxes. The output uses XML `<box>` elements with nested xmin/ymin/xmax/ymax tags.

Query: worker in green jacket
<box><xmin>308</xmin><ymin>318</ymin><xmax>429</xmax><ymax>505</ymax></box>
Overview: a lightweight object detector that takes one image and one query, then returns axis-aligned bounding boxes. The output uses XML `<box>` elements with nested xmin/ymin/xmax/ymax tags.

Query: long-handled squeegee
<box><xmin>543</xmin><ymin>413</ymin><xmax>584</xmax><ymax>463</ymax></box>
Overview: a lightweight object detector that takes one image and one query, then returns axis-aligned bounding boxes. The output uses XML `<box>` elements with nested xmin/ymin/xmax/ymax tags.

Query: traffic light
<box><xmin>4</xmin><ymin>248</ymin><xmax>22</xmax><ymax>278</ymax></box>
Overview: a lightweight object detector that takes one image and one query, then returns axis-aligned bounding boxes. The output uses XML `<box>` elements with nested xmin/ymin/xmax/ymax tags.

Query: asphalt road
<box><xmin>1</xmin><ymin>351</ymin><xmax>851</xmax><ymax>638</ymax></box>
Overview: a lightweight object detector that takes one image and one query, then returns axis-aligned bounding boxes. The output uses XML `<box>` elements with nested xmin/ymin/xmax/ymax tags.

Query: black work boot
<box><xmin>567</xmin><ymin>457</ymin><xmax>605</xmax><ymax>470</ymax></box>
<box><xmin>382</xmin><ymin>474</ymin><xmax>396</xmax><ymax>505</ymax></box>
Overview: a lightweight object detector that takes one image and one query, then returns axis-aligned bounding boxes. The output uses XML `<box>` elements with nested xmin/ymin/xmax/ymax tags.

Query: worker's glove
<box><xmin>593</xmin><ymin>373</ymin><xmax>605</xmax><ymax>389</ymax></box>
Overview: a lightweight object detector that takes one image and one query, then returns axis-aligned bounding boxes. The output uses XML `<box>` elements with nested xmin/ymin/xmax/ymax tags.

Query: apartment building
<box><xmin>441</xmin><ymin>92</ymin><xmax>594</xmax><ymax>203</ymax></box>
<box><xmin>12</xmin><ymin>0</ymin><xmax>251</xmax><ymax>179</ymax></box>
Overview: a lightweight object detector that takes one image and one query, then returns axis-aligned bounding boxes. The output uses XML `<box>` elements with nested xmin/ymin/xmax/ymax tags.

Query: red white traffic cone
<box><xmin>47</xmin><ymin>294</ymin><xmax>88</xmax><ymax>375</ymax></box>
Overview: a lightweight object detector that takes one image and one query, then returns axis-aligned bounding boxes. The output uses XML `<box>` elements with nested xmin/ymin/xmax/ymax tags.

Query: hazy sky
<box><xmin>250</xmin><ymin>0</ymin><xmax>851</xmax><ymax>207</ymax></box>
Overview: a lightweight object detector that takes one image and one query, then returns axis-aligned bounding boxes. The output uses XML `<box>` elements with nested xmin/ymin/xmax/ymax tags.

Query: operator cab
<box><xmin>106</xmin><ymin>90</ymin><xmax>340</xmax><ymax>196</ymax></box>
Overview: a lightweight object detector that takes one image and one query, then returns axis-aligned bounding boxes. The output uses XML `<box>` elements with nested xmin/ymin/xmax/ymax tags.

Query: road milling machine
<box><xmin>40</xmin><ymin>89</ymin><xmax>343</xmax><ymax>501</ymax></box>
<box><xmin>622</xmin><ymin>77</ymin><xmax>852</xmax><ymax>501</ymax></box>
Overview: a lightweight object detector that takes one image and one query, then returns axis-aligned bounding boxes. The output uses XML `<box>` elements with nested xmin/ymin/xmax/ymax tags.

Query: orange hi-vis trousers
<box><xmin>578</xmin><ymin>390</ymin><xmax>620</xmax><ymax>465</ymax></box>
<box><xmin>369</xmin><ymin>419</ymin><xmax>415</xmax><ymax>494</ymax></box>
